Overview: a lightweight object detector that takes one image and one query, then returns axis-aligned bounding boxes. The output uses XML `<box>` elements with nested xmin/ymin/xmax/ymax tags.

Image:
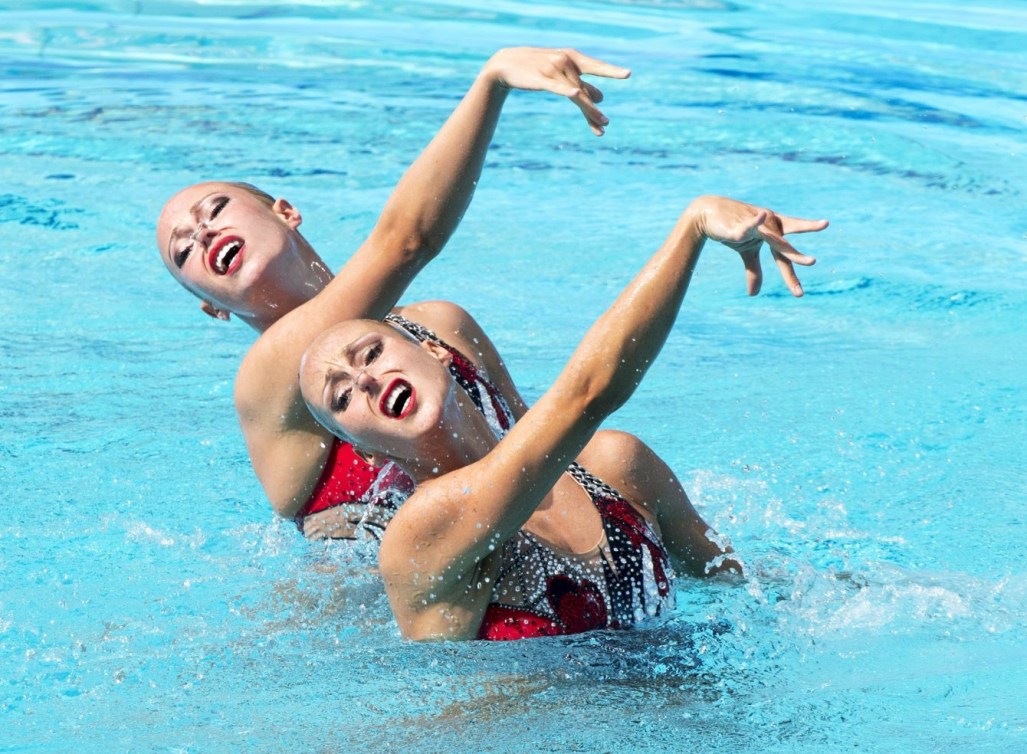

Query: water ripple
<box><xmin>0</xmin><ymin>193</ymin><xmax>82</xmax><ymax>229</ymax></box>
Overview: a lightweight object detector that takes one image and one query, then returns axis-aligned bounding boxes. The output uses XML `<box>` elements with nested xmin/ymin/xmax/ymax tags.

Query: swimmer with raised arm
<box><xmin>299</xmin><ymin>196</ymin><xmax>827</xmax><ymax>641</ymax></box>
<box><xmin>155</xmin><ymin>48</ymin><xmax>629</xmax><ymax>539</ymax></box>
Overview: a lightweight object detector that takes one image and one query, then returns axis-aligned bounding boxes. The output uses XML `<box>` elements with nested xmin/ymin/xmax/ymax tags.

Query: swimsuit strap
<box><xmin>385</xmin><ymin>313</ymin><xmax>514</xmax><ymax>434</ymax></box>
<box><xmin>566</xmin><ymin>462</ymin><xmax>626</xmax><ymax>508</ymax></box>
<box><xmin>564</xmin><ymin>461</ymin><xmax>675</xmax><ymax>625</ymax></box>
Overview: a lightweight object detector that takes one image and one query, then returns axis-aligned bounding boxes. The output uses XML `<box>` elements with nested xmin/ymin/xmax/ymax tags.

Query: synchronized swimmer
<box><xmin>299</xmin><ymin>195</ymin><xmax>824</xmax><ymax>640</ymax></box>
<box><xmin>156</xmin><ymin>47</ymin><xmax>628</xmax><ymax>542</ymax></box>
<box><xmin>156</xmin><ymin>47</ymin><xmax>827</xmax><ymax>641</ymax></box>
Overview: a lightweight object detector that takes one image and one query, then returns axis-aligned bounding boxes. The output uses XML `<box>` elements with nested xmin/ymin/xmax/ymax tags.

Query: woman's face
<box><xmin>300</xmin><ymin>320</ymin><xmax>456</xmax><ymax>461</ymax></box>
<box><xmin>156</xmin><ymin>182</ymin><xmax>303</xmax><ymax>321</ymax></box>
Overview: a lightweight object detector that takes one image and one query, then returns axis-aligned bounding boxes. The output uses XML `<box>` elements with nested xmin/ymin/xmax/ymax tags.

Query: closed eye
<box><xmin>173</xmin><ymin>243</ymin><xmax>193</xmax><ymax>269</ymax></box>
<box><xmin>209</xmin><ymin>196</ymin><xmax>228</xmax><ymax>219</ymax></box>
<box><xmin>331</xmin><ymin>388</ymin><xmax>351</xmax><ymax>413</ymax></box>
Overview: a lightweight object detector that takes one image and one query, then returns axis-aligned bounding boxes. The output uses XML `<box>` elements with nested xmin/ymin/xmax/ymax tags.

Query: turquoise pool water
<box><xmin>2</xmin><ymin>1</ymin><xmax>1025</xmax><ymax>751</ymax></box>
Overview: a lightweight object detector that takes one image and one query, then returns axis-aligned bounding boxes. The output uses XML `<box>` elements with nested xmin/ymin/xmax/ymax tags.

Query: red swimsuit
<box><xmin>477</xmin><ymin>462</ymin><xmax>674</xmax><ymax>640</ymax></box>
<box><xmin>384</xmin><ymin>318</ymin><xmax>675</xmax><ymax>639</ymax></box>
<box><xmin>296</xmin><ymin>315</ymin><xmax>674</xmax><ymax>640</ymax></box>
<box><xmin>295</xmin><ymin>314</ymin><xmax>512</xmax><ymax>536</ymax></box>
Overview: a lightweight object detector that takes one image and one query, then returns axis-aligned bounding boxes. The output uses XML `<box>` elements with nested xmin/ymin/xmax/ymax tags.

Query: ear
<box><xmin>420</xmin><ymin>339</ymin><xmax>453</xmax><ymax>368</ymax></box>
<box><xmin>272</xmin><ymin>197</ymin><xmax>302</xmax><ymax>230</ymax></box>
<box><xmin>352</xmin><ymin>445</ymin><xmax>387</xmax><ymax>468</ymax></box>
<box><xmin>200</xmin><ymin>301</ymin><xmax>231</xmax><ymax>321</ymax></box>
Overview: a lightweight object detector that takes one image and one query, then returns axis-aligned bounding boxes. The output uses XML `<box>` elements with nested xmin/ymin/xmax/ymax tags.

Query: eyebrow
<box><xmin>322</xmin><ymin>333</ymin><xmax>377</xmax><ymax>386</ymax></box>
<box><xmin>164</xmin><ymin>191</ymin><xmax>219</xmax><ymax>258</ymax></box>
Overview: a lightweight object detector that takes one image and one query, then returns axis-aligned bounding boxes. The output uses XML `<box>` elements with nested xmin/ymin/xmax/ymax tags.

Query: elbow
<box><xmin>263</xmin><ymin>482</ymin><xmax>306</xmax><ymax>519</ymax></box>
<box><xmin>585</xmin><ymin>391</ymin><xmax>628</xmax><ymax>423</ymax></box>
<box><xmin>569</xmin><ymin>364</ymin><xmax>632</xmax><ymax>423</ymax></box>
<box><xmin>387</xmin><ymin>230</ymin><xmax>435</xmax><ymax>267</ymax></box>
<box><xmin>373</xmin><ymin>216</ymin><xmax>444</xmax><ymax>268</ymax></box>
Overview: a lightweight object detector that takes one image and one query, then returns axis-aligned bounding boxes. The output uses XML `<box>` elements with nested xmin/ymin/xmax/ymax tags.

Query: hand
<box><xmin>692</xmin><ymin>195</ymin><xmax>828</xmax><ymax>297</ymax></box>
<box><xmin>301</xmin><ymin>505</ymin><xmax>362</xmax><ymax>541</ymax></box>
<box><xmin>482</xmin><ymin>47</ymin><xmax>631</xmax><ymax>136</ymax></box>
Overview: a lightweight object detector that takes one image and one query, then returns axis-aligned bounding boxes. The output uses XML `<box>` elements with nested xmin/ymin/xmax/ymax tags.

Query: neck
<box><xmin>394</xmin><ymin>388</ymin><xmax>499</xmax><ymax>484</ymax></box>
<box><xmin>242</xmin><ymin>239</ymin><xmax>332</xmax><ymax>334</ymax></box>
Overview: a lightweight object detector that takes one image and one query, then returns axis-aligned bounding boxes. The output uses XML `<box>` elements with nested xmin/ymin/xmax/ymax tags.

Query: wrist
<box><xmin>473</xmin><ymin>69</ymin><xmax>513</xmax><ymax>108</ymax></box>
<box><xmin>479</xmin><ymin>55</ymin><xmax>509</xmax><ymax>91</ymax></box>
<box><xmin>680</xmin><ymin>197</ymin><xmax>711</xmax><ymax>244</ymax></box>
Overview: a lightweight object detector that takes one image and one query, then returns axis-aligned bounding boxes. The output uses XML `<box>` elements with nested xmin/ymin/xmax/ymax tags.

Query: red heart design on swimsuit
<box><xmin>545</xmin><ymin>575</ymin><xmax>608</xmax><ymax>634</ymax></box>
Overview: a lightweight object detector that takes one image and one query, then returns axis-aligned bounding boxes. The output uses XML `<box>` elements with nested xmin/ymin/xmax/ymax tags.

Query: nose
<box><xmin>354</xmin><ymin>369</ymin><xmax>377</xmax><ymax>393</ymax></box>
<box><xmin>190</xmin><ymin>220</ymin><xmax>217</xmax><ymax>248</ymax></box>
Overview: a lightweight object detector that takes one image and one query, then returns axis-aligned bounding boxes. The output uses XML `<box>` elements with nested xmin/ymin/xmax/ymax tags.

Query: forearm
<box><xmin>368</xmin><ymin>64</ymin><xmax>509</xmax><ymax>259</ymax></box>
<box><xmin>324</xmin><ymin>47</ymin><xmax>629</xmax><ymax>321</ymax></box>
<box><xmin>462</xmin><ymin>203</ymin><xmax>708</xmax><ymax>547</ymax></box>
<box><xmin>561</xmin><ymin>202</ymin><xmax>707</xmax><ymax>417</ymax></box>
<box><xmin>662</xmin><ymin>496</ymin><xmax>742</xmax><ymax>577</ymax></box>
<box><xmin>564</xmin><ymin>194</ymin><xmax>822</xmax><ymax>414</ymax></box>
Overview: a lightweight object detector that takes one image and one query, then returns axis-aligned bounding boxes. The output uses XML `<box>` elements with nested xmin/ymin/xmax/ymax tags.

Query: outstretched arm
<box><xmin>238</xmin><ymin>48</ymin><xmax>627</xmax><ymax>515</ymax></box>
<box><xmin>386</xmin><ymin>196</ymin><xmax>826</xmax><ymax>593</ymax></box>
<box><xmin>371</xmin><ymin>46</ymin><xmax>628</xmax><ymax>261</ymax></box>
<box><xmin>319</xmin><ymin>47</ymin><xmax>630</xmax><ymax>327</ymax></box>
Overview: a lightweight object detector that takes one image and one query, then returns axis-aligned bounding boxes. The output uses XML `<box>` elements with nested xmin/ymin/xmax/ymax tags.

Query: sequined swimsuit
<box><xmin>477</xmin><ymin>463</ymin><xmax>674</xmax><ymax>640</ymax></box>
<box><xmin>296</xmin><ymin>314</ymin><xmax>513</xmax><ymax>537</ymax></box>
<box><xmin>390</xmin><ymin>320</ymin><xmax>675</xmax><ymax>639</ymax></box>
<box><xmin>299</xmin><ymin>315</ymin><xmax>675</xmax><ymax>640</ymax></box>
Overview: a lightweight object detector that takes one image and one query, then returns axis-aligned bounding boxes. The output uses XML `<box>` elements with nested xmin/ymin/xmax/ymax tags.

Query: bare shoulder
<box><xmin>577</xmin><ymin>429</ymin><xmax>665</xmax><ymax>514</ymax></box>
<box><xmin>234</xmin><ymin>328</ymin><xmax>299</xmax><ymax>423</ymax></box>
<box><xmin>238</xmin><ymin>284</ymin><xmax>383</xmax><ymax>419</ymax></box>
<box><xmin>377</xmin><ymin>478</ymin><xmax>464</xmax><ymax>582</ymax></box>
<box><xmin>234</xmin><ymin>325</ymin><xmax>333</xmax><ymax>516</ymax></box>
<box><xmin>578</xmin><ymin>429</ymin><xmax>651</xmax><ymax>479</ymax></box>
<box><xmin>394</xmin><ymin>299</ymin><xmax>471</xmax><ymax>332</ymax></box>
<box><xmin>377</xmin><ymin>472</ymin><xmax>498</xmax><ymax>639</ymax></box>
<box><xmin>394</xmin><ymin>300</ymin><xmax>484</xmax><ymax>357</ymax></box>
<box><xmin>395</xmin><ymin>300</ymin><xmax>528</xmax><ymax>418</ymax></box>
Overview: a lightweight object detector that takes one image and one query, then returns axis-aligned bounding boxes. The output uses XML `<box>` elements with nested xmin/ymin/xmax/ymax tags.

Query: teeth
<box><xmin>215</xmin><ymin>240</ymin><xmax>242</xmax><ymax>273</ymax></box>
<box><xmin>385</xmin><ymin>382</ymin><xmax>409</xmax><ymax>416</ymax></box>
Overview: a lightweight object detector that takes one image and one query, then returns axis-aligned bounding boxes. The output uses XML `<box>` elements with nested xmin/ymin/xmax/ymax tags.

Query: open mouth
<box><xmin>380</xmin><ymin>378</ymin><xmax>414</xmax><ymax>419</ymax></box>
<box><xmin>209</xmin><ymin>236</ymin><xmax>244</xmax><ymax>275</ymax></box>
